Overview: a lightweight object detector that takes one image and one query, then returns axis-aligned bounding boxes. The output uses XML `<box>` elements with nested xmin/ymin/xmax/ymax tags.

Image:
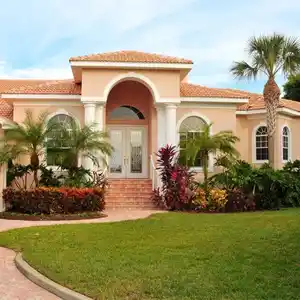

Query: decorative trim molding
<box><xmin>237</xmin><ymin>107</ymin><xmax>300</xmax><ymax>117</ymax></box>
<box><xmin>103</xmin><ymin>72</ymin><xmax>160</xmax><ymax>103</ymax></box>
<box><xmin>252</xmin><ymin>122</ymin><xmax>268</xmax><ymax>164</ymax></box>
<box><xmin>181</xmin><ymin>97</ymin><xmax>248</xmax><ymax>104</ymax></box>
<box><xmin>70</xmin><ymin>61</ymin><xmax>193</xmax><ymax>70</ymax></box>
<box><xmin>81</xmin><ymin>96</ymin><xmax>106</xmax><ymax>104</ymax></box>
<box><xmin>281</xmin><ymin>124</ymin><xmax>292</xmax><ymax>163</ymax></box>
<box><xmin>2</xmin><ymin>94</ymin><xmax>81</xmax><ymax>99</ymax></box>
<box><xmin>13</xmin><ymin>101</ymin><xmax>82</xmax><ymax>107</ymax></box>
<box><xmin>0</xmin><ymin>117</ymin><xmax>15</xmax><ymax>129</ymax></box>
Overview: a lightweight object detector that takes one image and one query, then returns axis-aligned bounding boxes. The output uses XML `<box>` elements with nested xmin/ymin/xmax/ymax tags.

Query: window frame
<box><xmin>252</xmin><ymin>124</ymin><xmax>269</xmax><ymax>163</ymax></box>
<box><xmin>176</xmin><ymin>113</ymin><xmax>213</xmax><ymax>172</ymax></box>
<box><xmin>45</xmin><ymin>113</ymin><xmax>78</xmax><ymax>170</ymax></box>
<box><xmin>282</xmin><ymin>125</ymin><xmax>291</xmax><ymax>162</ymax></box>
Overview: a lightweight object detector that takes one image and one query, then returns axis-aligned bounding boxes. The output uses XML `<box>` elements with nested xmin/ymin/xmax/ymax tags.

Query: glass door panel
<box><xmin>108</xmin><ymin>129</ymin><xmax>125</xmax><ymax>178</ymax></box>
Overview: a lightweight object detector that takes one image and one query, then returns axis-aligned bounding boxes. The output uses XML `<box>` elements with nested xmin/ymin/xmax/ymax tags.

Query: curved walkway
<box><xmin>0</xmin><ymin>209</ymin><xmax>163</xmax><ymax>300</ymax></box>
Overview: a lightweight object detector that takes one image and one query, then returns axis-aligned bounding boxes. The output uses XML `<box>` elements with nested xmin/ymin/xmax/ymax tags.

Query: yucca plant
<box><xmin>231</xmin><ymin>33</ymin><xmax>300</xmax><ymax>167</ymax></box>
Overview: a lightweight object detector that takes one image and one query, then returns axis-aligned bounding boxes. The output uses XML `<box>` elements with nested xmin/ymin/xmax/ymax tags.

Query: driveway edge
<box><xmin>15</xmin><ymin>253</ymin><xmax>92</xmax><ymax>300</ymax></box>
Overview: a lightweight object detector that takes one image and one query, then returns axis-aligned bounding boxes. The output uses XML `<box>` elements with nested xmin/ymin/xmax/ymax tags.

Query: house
<box><xmin>0</xmin><ymin>50</ymin><xmax>299</xmax><ymax>209</ymax></box>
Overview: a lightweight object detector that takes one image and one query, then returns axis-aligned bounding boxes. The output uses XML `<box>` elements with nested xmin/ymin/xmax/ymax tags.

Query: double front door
<box><xmin>108</xmin><ymin>127</ymin><xmax>147</xmax><ymax>178</ymax></box>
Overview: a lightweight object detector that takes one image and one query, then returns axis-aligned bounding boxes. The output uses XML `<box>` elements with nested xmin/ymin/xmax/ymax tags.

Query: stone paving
<box><xmin>0</xmin><ymin>209</ymin><xmax>163</xmax><ymax>299</ymax></box>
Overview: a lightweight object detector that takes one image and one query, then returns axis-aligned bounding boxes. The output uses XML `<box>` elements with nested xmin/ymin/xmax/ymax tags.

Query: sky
<box><xmin>0</xmin><ymin>0</ymin><xmax>299</xmax><ymax>93</ymax></box>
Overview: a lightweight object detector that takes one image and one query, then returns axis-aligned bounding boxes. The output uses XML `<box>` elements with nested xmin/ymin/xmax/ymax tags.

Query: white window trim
<box><xmin>45</xmin><ymin>110</ymin><xmax>81</xmax><ymax>169</ymax></box>
<box><xmin>252</xmin><ymin>123</ymin><xmax>269</xmax><ymax>164</ymax></box>
<box><xmin>281</xmin><ymin>125</ymin><xmax>292</xmax><ymax>163</ymax></box>
<box><xmin>176</xmin><ymin>112</ymin><xmax>214</xmax><ymax>172</ymax></box>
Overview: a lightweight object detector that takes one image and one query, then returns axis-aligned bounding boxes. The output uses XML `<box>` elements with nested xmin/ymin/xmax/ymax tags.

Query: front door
<box><xmin>108</xmin><ymin>127</ymin><xmax>147</xmax><ymax>178</ymax></box>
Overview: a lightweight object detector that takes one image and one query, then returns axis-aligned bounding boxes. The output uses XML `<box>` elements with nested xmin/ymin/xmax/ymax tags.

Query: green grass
<box><xmin>1</xmin><ymin>210</ymin><xmax>300</xmax><ymax>300</ymax></box>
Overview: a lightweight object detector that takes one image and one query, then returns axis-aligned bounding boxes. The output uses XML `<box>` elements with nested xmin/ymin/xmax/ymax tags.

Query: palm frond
<box><xmin>230</xmin><ymin>61</ymin><xmax>258</xmax><ymax>80</ymax></box>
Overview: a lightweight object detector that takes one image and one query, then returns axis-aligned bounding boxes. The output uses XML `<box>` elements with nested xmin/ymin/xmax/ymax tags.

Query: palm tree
<box><xmin>55</xmin><ymin>119</ymin><xmax>113</xmax><ymax>169</ymax></box>
<box><xmin>230</xmin><ymin>33</ymin><xmax>300</xmax><ymax>167</ymax></box>
<box><xmin>184</xmin><ymin>123</ymin><xmax>239</xmax><ymax>198</ymax></box>
<box><xmin>2</xmin><ymin>110</ymin><xmax>60</xmax><ymax>187</ymax></box>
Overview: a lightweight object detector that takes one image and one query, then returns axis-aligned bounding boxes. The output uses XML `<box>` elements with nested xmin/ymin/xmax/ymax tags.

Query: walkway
<box><xmin>0</xmin><ymin>209</ymin><xmax>162</xmax><ymax>299</ymax></box>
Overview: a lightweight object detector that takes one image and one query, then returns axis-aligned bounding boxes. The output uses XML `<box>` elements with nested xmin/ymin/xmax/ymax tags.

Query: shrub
<box><xmin>3</xmin><ymin>187</ymin><xmax>105</xmax><ymax>214</ymax></box>
<box><xmin>194</xmin><ymin>188</ymin><xmax>228</xmax><ymax>212</ymax></box>
<box><xmin>225</xmin><ymin>189</ymin><xmax>256</xmax><ymax>212</ymax></box>
<box><xmin>155</xmin><ymin>145</ymin><xmax>195</xmax><ymax>210</ymax></box>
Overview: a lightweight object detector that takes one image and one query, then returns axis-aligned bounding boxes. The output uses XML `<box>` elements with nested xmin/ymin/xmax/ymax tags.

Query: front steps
<box><xmin>105</xmin><ymin>179</ymin><xmax>155</xmax><ymax>209</ymax></box>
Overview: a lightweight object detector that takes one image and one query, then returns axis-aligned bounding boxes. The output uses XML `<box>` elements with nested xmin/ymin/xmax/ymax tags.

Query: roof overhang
<box><xmin>70</xmin><ymin>61</ymin><xmax>193</xmax><ymax>83</ymax></box>
<box><xmin>236</xmin><ymin>107</ymin><xmax>300</xmax><ymax>117</ymax></box>
<box><xmin>181</xmin><ymin>97</ymin><xmax>249</xmax><ymax>104</ymax></box>
<box><xmin>1</xmin><ymin>94</ymin><xmax>81</xmax><ymax>100</ymax></box>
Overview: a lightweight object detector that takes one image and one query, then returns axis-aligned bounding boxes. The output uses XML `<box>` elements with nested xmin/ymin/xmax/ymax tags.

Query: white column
<box><xmin>165</xmin><ymin>104</ymin><xmax>177</xmax><ymax>146</ymax></box>
<box><xmin>95</xmin><ymin>104</ymin><xmax>106</xmax><ymax>171</ymax></box>
<box><xmin>84</xmin><ymin>103</ymin><xmax>96</xmax><ymax>126</ymax></box>
<box><xmin>156</xmin><ymin>105</ymin><xmax>166</xmax><ymax>151</ymax></box>
<box><xmin>83</xmin><ymin>103</ymin><xmax>96</xmax><ymax>171</ymax></box>
<box><xmin>95</xmin><ymin>104</ymin><xmax>104</xmax><ymax>132</ymax></box>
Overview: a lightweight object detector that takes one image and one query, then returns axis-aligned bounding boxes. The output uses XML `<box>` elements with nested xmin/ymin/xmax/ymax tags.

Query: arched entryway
<box><xmin>105</xmin><ymin>80</ymin><xmax>154</xmax><ymax>178</ymax></box>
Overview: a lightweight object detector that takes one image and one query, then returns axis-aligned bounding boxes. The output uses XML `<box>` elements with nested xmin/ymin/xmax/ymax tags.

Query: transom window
<box><xmin>255</xmin><ymin>126</ymin><xmax>268</xmax><ymax>161</ymax></box>
<box><xmin>46</xmin><ymin>114</ymin><xmax>74</xmax><ymax>166</ymax></box>
<box><xmin>109</xmin><ymin>105</ymin><xmax>145</xmax><ymax>120</ymax></box>
<box><xmin>179</xmin><ymin>116</ymin><xmax>206</xmax><ymax>167</ymax></box>
<box><xmin>282</xmin><ymin>126</ymin><xmax>290</xmax><ymax>161</ymax></box>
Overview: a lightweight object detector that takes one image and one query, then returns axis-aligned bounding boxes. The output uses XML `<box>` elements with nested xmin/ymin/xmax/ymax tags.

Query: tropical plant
<box><xmin>183</xmin><ymin>123</ymin><xmax>239</xmax><ymax>198</ymax></box>
<box><xmin>52</xmin><ymin>119</ymin><xmax>113</xmax><ymax>169</ymax></box>
<box><xmin>230</xmin><ymin>33</ymin><xmax>300</xmax><ymax>167</ymax></box>
<box><xmin>155</xmin><ymin>145</ymin><xmax>195</xmax><ymax>210</ymax></box>
<box><xmin>283</xmin><ymin>74</ymin><xmax>300</xmax><ymax>101</ymax></box>
<box><xmin>1</xmin><ymin>110</ymin><xmax>60</xmax><ymax>187</ymax></box>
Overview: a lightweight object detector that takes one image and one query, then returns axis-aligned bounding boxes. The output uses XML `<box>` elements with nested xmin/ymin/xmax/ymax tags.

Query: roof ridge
<box><xmin>69</xmin><ymin>50</ymin><xmax>193</xmax><ymax>64</ymax></box>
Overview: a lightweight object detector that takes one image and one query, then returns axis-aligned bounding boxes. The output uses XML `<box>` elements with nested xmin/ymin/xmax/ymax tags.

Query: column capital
<box><xmin>81</xmin><ymin>96</ymin><xmax>106</xmax><ymax>105</ymax></box>
<box><xmin>164</xmin><ymin>103</ymin><xmax>178</xmax><ymax>109</ymax></box>
<box><xmin>83</xmin><ymin>102</ymin><xmax>96</xmax><ymax>108</ymax></box>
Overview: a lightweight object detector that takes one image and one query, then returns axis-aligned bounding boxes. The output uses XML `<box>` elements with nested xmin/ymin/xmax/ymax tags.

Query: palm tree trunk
<box><xmin>30</xmin><ymin>152</ymin><xmax>39</xmax><ymax>187</ymax></box>
<box><xmin>263</xmin><ymin>77</ymin><xmax>280</xmax><ymax>168</ymax></box>
<box><xmin>203</xmin><ymin>152</ymin><xmax>209</xmax><ymax>200</ymax></box>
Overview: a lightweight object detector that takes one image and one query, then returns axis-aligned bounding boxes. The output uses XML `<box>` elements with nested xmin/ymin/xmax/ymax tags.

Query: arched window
<box><xmin>255</xmin><ymin>126</ymin><xmax>268</xmax><ymax>161</ymax></box>
<box><xmin>46</xmin><ymin>114</ymin><xmax>74</xmax><ymax>166</ymax></box>
<box><xmin>179</xmin><ymin>116</ymin><xmax>206</xmax><ymax>167</ymax></box>
<box><xmin>109</xmin><ymin>105</ymin><xmax>145</xmax><ymax>120</ymax></box>
<box><xmin>282</xmin><ymin>126</ymin><xmax>290</xmax><ymax>161</ymax></box>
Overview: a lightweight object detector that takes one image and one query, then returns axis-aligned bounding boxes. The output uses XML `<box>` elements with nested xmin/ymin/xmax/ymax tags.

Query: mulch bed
<box><xmin>0</xmin><ymin>211</ymin><xmax>107</xmax><ymax>221</ymax></box>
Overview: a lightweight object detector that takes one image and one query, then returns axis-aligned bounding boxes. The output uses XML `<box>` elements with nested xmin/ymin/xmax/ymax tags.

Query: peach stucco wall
<box><xmin>82</xmin><ymin>68</ymin><xmax>181</xmax><ymax>99</ymax></box>
<box><xmin>176</xmin><ymin>105</ymin><xmax>237</xmax><ymax>134</ymax></box>
<box><xmin>13</xmin><ymin>101</ymin><xmax>84</xmax><ymax>126</ymax></box>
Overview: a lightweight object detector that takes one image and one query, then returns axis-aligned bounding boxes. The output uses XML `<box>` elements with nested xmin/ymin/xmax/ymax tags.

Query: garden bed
<box><xmin>0</xmin><ymin>211</ymin><xmax>107</xmax><ymax>221</ymax></box>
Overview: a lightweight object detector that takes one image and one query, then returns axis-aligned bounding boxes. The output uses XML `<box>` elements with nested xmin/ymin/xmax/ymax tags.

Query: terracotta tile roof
<box><xmin>180</xmin><ymin>82</ymin><xmax>249</xmax><ymax>98</ymax></box>
<box><xmin>237</xmin><ymin>93</ymin><xmax>300</xmax><ymax>113</ymax></box>
<box><xmin>0</xmin><ymin>98</ymin><xmax>13</xmax><ymax>119</ymax></box>
<box><xmin>0</xmin><ymin>79</ymin><xmax>49</xmax><ymax>120</ymax></box>
<box><xmin>0</xmin><ymin>79</ymin><xmax>50</xmax><ymax>94</ymax></box>
<box><xmin>3</xmin><ymin>79</ymin><xmax>81</xmax><ymax>95</ymax></box>
<box><xmin>69</xmin><ymin>50</ymin><xmax>193</xmax><ymax>64</ymax></box>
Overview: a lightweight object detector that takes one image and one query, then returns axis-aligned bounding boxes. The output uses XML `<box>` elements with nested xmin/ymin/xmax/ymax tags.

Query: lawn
<box><xmin>1</xmin><ymin>210</ymin><xmax>300</xmax><ymax>300</ymax></box>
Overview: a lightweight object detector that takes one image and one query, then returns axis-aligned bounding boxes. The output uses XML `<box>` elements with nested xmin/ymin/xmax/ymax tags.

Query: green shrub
<box><xmin>3</xmin><ymin>187</ymin><xmax>105</xmax><ymax>214</ymax></box>
<box><xmin>211</xmin><ymin>160</ymin><xmax>300</xmax><ymax>210</ymax></box>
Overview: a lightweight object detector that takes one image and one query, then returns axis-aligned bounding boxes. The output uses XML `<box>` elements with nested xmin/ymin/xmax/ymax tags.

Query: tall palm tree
<box><xmin>2</xmin><ymin>110</ymin><xmax>60</xmax><ymax>186</ymax></box>
<box><xmin>230</xmin><ymin>33</ymin><xmax>300</xmax><ymax>167</ymax></box>
<box><xmin>184</xmin><ymin>123</ymin><xmax>239</xmax><ymax>197</ymax></box>
<box><xmin>55</xmin><ymin>119</ymin><xmax>113</xmax><ymax>169</ymax></box>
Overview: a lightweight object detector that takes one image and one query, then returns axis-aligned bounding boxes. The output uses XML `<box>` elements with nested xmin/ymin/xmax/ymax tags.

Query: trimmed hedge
<box><xmin>3</xmin><ymin>187</ymin><xmax>105</xmax><ymax>214</ymax></box>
